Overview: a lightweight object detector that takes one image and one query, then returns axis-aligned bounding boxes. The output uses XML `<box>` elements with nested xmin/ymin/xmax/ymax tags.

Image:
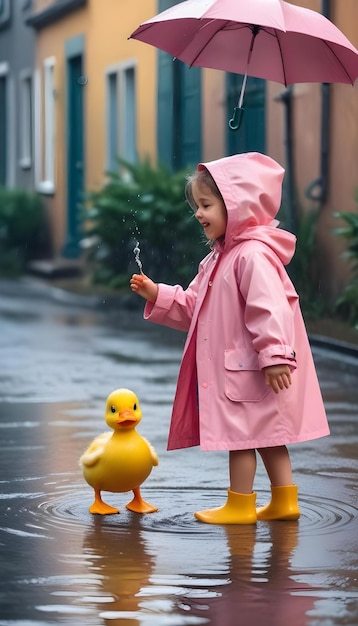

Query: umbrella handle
<box><xmin>229</xmin><ymin>106</ymin><xmax>244</xmax><ymax>131</ymax></box>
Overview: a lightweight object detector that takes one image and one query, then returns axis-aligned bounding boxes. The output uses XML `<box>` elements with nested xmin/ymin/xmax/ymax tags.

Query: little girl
<box><xmin>130</xmin><ymin>152</ymin><xmax>330</xmax><ymax>525</ymax></box>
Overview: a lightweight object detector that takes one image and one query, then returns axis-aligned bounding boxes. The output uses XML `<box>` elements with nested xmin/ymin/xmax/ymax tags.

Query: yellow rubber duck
<box><xmin>80</xmin><ymin>388</ymin><xmax>159</xmax><ymax>515</ymax></box>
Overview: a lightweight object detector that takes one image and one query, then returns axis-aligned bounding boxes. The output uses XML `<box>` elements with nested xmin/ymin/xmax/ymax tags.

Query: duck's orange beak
<box><xmin>116</xmin><ymin>410</ymin><xmax>138</xmax><ymax>428</ymax></box>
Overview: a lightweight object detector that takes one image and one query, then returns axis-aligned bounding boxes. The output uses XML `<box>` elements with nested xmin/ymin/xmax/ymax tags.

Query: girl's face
<box><xmin>192</xmin><ymin>180</ymin><xmax>227</xmax><ymax>241</ymax></box>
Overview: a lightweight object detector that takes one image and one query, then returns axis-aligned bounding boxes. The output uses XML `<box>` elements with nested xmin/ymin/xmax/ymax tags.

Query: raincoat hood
<box><xmin>198</xmin><ymin>152</ymin><xmax>295</xmax><ymax>264</ymax></box>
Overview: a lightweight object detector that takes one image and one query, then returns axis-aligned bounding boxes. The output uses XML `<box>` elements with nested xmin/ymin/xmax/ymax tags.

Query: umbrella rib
<box><xmin>270</xmin><ymin>30</ymin><xmax>354</xmax><ymax>86</ymax></box>
<box><xmin>321</xmin><ymin>40</ymin><xmax>354</xmax><ymax>84</ymax></box>
<box><xmin>273</xmin><ymin>29</ymin><xmax>288</xmax><ymax>87</ymax></box>
<box><xmin>176</xmin><ymin>20</ymin><xmax>249</xmax><ymax>68</ymax></box>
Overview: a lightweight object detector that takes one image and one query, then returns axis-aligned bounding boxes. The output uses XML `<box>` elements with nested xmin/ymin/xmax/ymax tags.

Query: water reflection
<box><xmin>83</xmin><ymin>522</ymin><xmax>155</xmax><ymax>620</ymax></box>
<box><xmin>206</xmin><ymin>523</ymin><xmax>315</xmax><ymax>626</ymax></box>
<box><xmin>77</xmin><ymin>518</ymin><xmax>316</xmax><ymax>626</ymax></box>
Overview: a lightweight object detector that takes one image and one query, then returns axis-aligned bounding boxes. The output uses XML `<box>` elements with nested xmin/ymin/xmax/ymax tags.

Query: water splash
<box><xmin>133</xmin><ymin>240</ymin><xmax>144</xmax><ymax>275</ymax></box>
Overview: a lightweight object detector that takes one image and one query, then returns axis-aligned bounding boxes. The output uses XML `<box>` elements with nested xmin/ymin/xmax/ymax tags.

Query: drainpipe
<box><xmin>276</xmin><ymin>85</ymin><xmax>297</xmax><ymax>235</ymax></box>
<box><xmin>305</xmin><ymin>0</ymin><xmax>331</xmax><ymax>206</ymax></box>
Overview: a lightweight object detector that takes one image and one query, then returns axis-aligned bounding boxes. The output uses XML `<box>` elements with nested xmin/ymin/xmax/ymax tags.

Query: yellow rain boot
<box><xmin>194</xmin><ymin>489</ymin><xmax>257</xmax><ymax>525</ymax></box>
<box><xmin>257</xmin><ymin>485</ymin><xmax>300</xmax><ymax>521</ymax></box>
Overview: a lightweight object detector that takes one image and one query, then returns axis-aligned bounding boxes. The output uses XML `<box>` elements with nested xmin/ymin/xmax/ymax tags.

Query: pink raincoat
<box><xmin>144</xmin><ymin>153</ymin><xmax>330</xmax><ymax>451</ymax></box>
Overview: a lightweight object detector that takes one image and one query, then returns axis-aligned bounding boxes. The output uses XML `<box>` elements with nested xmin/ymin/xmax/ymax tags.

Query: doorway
<box><xmin>62</xmin><ymin>53</ymin><xmax>85</xmax><ymax>258</ymax></box>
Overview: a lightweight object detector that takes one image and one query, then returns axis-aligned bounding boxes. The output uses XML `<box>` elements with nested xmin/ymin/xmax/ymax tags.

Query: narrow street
<box><xmin>0</xmin><ymin>278</ymin><xmax>357</xmax><ymax>626</ymax></box>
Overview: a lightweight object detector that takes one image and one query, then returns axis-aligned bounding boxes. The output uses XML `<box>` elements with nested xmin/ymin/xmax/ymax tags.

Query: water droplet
<box><xmin>133</xmin><ymin>240</ymin><xmax>144</xmax><ymax>275</ymax></box>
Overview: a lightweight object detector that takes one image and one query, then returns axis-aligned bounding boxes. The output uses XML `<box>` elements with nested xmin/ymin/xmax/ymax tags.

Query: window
<box><xmin>0</xmin><ymin>62</ymin><xmax>8</xmax><ymax>185</ymax></box>
<box><xmin>106</xmin><ymin>62</ymin><xmax>137</xmax><ymax>171</ymax></box>
<box><xmin>122</xmin><ymin>66</ymin><xmax>136</xmax><ymax>165</ymax></box>
<box><xmin>107</xmin><ymin>71</ymin><xmax>118</xmax><ymax>173</ymax></box>
<box><xmin>0</xmin><ymin>0</ymin><xmax>10</xmax><ymax>28</ymax></box>
<box><xmin>19</xmin><ymin>71</ymin><xmax>33</xmax><ymax>169</ymax></box>
<box><xmin>0</xmin><ymin>74</ymin><xmax>7</xmax><ymax>184</ymax></box>
<box><xmin>157</xmin><ymin>53</ymin><xmax>201</xmax><ymax>171</ymax></box>
<box><xmin>35</xmin><ymin>56</ymin><xmax>55</xmax><ymax>193</ymax></box>
<box><xmin>43</xmin><ymin>58</ymin><xmax>55</xmax><ymax>189</ymax></box>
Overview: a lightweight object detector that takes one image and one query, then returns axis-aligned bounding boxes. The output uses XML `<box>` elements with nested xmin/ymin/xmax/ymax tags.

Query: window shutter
<box><xmin>226</xmin><ymin>74</ymin><xmax>266</xmax><ymax>155</ymax></box>
<box><xmin>157</xmin><ymin>49</ymin><xmax>174</xmax><ymax>168</ymax></box>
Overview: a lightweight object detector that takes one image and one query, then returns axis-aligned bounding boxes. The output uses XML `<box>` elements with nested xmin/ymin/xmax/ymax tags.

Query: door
<box><xmin>226</xmin><ymin>74</ymin><xmax>265</xmax><ymax>155</ymax></box>
<box><xmin>63</xmin><ymin>54</ymin><xmax>84</xmax><ymax>258</ymax></box>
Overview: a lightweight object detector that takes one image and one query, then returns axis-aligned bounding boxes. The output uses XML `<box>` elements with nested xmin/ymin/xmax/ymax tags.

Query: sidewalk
<box><xmin>305</xmin><ymin>317</ymin><xmax>358</xmax><ymax>359</ymax></box>
<box><xmin>2</xmin><ymin>275</ymin><xmax>357</xmax><ymax>360</ymax></box>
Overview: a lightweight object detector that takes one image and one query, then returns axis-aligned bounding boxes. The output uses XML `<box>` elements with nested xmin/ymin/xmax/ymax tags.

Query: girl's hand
<box><xmin>130</xmin><ymin>274</ymin><xmax>158</xmax><ymax>303</ymax></box>
<box><xmin>263</xmin><ymin>364</ymin><xmax>292</xmax><ymax>394</ymax></box>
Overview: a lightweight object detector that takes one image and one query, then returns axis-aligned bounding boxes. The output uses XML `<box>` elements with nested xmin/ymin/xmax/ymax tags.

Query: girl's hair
<box><xmin>185</xmin><ymin>168</ymin><xmax>226</xmax><ymax>247</ymax></box>
<box><xmin>185</xmin><ymin>168</ymin><xmax>223</xmax><ymax>212</ymax></box>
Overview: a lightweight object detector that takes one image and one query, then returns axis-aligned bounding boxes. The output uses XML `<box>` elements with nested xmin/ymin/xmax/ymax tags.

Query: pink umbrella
<box><xmin>130</xmin><ymin>0</ymin><xmax>287</xmax><ymax>53</ymax></box>
<box><xmin>130</xmin><ymin>0</ymin><xmax>358</xmax><ymax>129</ymax></box>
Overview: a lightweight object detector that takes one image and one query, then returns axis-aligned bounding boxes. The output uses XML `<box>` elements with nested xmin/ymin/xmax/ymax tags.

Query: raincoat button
<box><xmin>202</xmin><ymin>382</ymin><xmax>208</xmax><ymax>388</ymax></box>
<box><xmin>291</xmin><ymin>351</ymin><xmax>296</xmax><ymax>357</ymax></box>
<box><xmin>239</xmin><ymin>363</ymin><xmax>243</xmax><ymax>368</ymax></box>
<box><xmin>208</xmin><ymin>281</ymin><xmax>213</xmax><ymax>287</ymax></box>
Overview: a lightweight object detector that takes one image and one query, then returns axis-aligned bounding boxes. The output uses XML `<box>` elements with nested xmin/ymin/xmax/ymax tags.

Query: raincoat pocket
<box><xmin>224</xmin><ymin>348</ymin><xmax>270</xmax><ymax>402</ymax></box>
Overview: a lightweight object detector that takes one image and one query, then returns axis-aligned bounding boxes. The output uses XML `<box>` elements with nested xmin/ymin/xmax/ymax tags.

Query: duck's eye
<box><xmin>133</xmin><ymin>403</ymin><xmax>137</xmax><ymax>410</ymax></box>
<box><xmin>111</xmin><ymin>405</ymin><xmax>116</xmax><ymax>413</ymax></box>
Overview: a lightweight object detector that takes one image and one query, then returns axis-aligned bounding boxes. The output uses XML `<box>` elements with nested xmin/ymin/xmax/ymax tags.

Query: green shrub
<box><xmin>84</xmin><ymin>158</ymin><xmax>206</xmax><ymax>288</ymax></box>
<box><xmin>334</xmin><ymin>207</ymin><xmax>358</xmax><ymax>327</ymax></box>
<box><xmin>0</xmin><ymin>187</ymin><xmax>47</xmax><ymax>275</ymax></box>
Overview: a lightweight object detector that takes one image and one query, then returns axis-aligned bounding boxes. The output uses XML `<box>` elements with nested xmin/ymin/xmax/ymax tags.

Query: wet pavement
<box><xmin>0</xmin><ymin>278</ymin><xmax>357</xmax><ymax>626</ymax></box>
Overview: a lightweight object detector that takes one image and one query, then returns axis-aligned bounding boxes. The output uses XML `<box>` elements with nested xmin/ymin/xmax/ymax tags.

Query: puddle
<box><xmin>0</xmin><ymin>288</ymin><xmax>357</xmax><ymax>625</ymax></box>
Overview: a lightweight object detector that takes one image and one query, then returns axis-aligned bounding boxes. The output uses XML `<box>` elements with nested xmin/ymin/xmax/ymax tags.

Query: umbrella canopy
<box><xmin>131</xmin><ymin>0</ymin><xmax>287</xmax><ymax>53</ymax></box>
<box><xmin>130</xmin><ymin>0</ymin><xmax>358</xmax><ymax>85</ymax></box>
<box><xmin>130</xmin><ymin>0</ymin><xmax>358</xmax><ymax>128</ymax></box>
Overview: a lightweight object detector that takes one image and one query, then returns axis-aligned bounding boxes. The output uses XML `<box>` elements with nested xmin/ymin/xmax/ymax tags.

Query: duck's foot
<box><xmin>89</xmin><ymin>491</ymin><xmax>119</xmax><ymax>515</ymax></box>
<box><xmin>126</xmin><ymin>488</ymin><xmax>158</xmax><ymax>514</ymax></box>
<box><xmin>89</xmin><ymin>501</ymin><xmax>119</xmax><ymax>515</ymax></box>
<box><xmin>126</xmin><ymin>499</ymin><xmax>158</xmax><ymax>514</ymax></box>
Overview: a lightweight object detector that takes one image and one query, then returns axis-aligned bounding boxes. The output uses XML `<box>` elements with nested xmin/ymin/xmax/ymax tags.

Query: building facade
<box><xmin>0</xmin><ymin>0</ymin><xmax>357</xmax><ymax>300</ymax></box>
<box><xmin>0</xmin><ymin>0</ymin><xmax>36</xmax><ymax>189</ymax></box>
